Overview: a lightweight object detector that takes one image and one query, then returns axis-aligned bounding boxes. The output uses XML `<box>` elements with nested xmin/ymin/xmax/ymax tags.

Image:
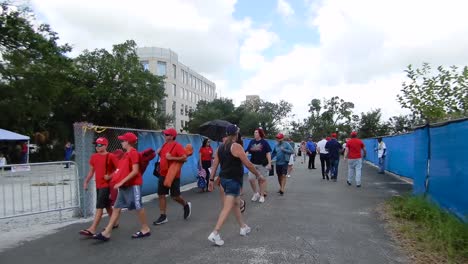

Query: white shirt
<box><xmin>317</xmin><ymin>139</ymin><xmax>328</xmax><ymax>154</ymax></box>
<box><xmin>0</xmin><ymin>157</ymin><xmax>6</xmax><ymax>167</ymax></box>
<box><xmin>377</xmin><ymin>142</ymin><xmax>386</xmax><ymax>158</ymax></box>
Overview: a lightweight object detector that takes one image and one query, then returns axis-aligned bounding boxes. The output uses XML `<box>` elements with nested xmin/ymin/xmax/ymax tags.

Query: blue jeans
<box><xmin>378</xmin><ymin>156</ymin><xmax>385</xmax><ymax>173</ymax></box>
<box><xmin>329</xmin><ymin>158</ymin><xmax>340</xmax><ymax>178</ymax></box>
<box><xmin>347</xmin><ymin>158</ymin><xmax>362</xmax><ymax>185</ymax></box>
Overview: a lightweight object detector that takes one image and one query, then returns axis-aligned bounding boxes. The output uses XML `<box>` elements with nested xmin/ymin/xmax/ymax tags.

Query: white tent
<box><xmin>0</xmin><ymin>128</ymin><xmax>30</xmax><ymax>163</ymax></box>
<box><xmin>0</xmin><ymin>128</ymin><xmax>30</xmax><ymax>141</ymax></box>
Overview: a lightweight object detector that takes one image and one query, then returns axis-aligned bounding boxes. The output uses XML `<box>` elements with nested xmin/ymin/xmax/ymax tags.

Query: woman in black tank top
<box><xmin>207</xmin><ymin>125</ymin><xmax>261</xmax><ymax>246</ymax></box>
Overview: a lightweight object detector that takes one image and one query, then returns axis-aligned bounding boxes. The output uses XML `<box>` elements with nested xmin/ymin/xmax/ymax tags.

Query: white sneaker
<box><xmin>251</xmin><ymin>193</ymin><xmax>260</xmax><ymax>202</ymax></box>
<box><xmin>287</xmin><ymin>174</ymin><xmax>291</xmax><ymax>178</ymax></box>
<box><xmin>240</xmin><ymin>225</ymin><xmax>251</xmax><ymax>236</ymax></box>
<box><xmin>258</xmin><ymin>196</ymin><xmax>265</xmax><ymax>203</ymax></box>
<box><xmin>208</xmin><ymin>232</ymin><xmax>224</xmax><ymax>246</ymax></box>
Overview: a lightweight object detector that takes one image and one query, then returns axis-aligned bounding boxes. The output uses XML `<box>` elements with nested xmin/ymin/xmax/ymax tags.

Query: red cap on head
<box><xmin>163</xmin><ymin>128</ymin><xmax>177</xmax><ymax>137</ymax></box>
<box><xmin>275</xmin><ymin>133</ymin><xmax>284</xmax><ymax>139</ymax></box>
<box><xmin>118</xmin><ymin>132</ymin><xmax>138</xmax><ymax>144</ymax></box>
<box><xmin>350</xmin><ymin>131</ymin><xmax>358</xmax><ymax>137</ymax></box>
<box><xmin>326</xmin><ymin>137</ymin><xmax>331</xmax><ymax>141</ymax></box>
<box><xmin>95</xmin><ymin>137</ymin><xmax>108</xmax><ymax>145</ymax></box>
<box><xmin>331</xmin><ymin>133</ymin><xmax>337</xmax><ymax>138</ymax></box>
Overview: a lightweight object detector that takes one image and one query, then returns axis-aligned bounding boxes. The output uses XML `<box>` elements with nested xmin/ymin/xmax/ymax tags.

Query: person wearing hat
<box><xmin>93</xmin><ymin>132</ymin><xmax>151</xmax><ymax>241</ymax></box>
<box><xmin>273</xmin><ymin>133</ymin><xmax>294</xmax><ymax>195</ymax></box>
<box><xmin>207</xmin><ymin>124</ymin><xmax>261</xmax><ymax>246</ymax></box>
<box><xmin>79</xmin><ymin>137</ymin><xmax>119</xmax><ymax>237</ymax></box>
<box><xmin>325</xmin><ymin>133</ymin><xmax>343</xmax><ymax>182</ymax></box>
<box><xmin>306</xmin><ymin>136</ymin><xmax>317</xmax><ymax>169</ymax></box>
<box><xmin>153</xmin><ymin>128</ymin><xmax>192</xmax><ymax>226</ymax></box>
<box><xmin>344</xmin><ymin>131</ymin><xmax>367</xmax><ymax>187</ymax></box>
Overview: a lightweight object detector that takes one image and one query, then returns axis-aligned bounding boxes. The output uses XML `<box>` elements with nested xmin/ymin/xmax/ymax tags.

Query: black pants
<box><xmin>308</xmin><ymin>152</ymin><xmax>316</xmax><ymax>169</ymax></box>
<box><xmin>202</xmin><ymin>160</ymin><xmax>212</xmax><ymax>190</ymax></box>
<box><xmin>319</xmin><ymin>153</ymin><xmax>330</xmax><ymax>177</ymax></box>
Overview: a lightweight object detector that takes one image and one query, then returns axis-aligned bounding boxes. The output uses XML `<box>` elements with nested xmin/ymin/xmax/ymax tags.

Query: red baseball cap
<box><xmin>331</xmin><ymin>133</ymin><xmax>337</xmax><ymax>138</ymax></box>
<box><xmin>95</xmin><ymin>137</ymin><xmax>108</xmax><ymax>145</ymax></box>
<box><xmin>326</xmin><ymin>137</ymin><xmax>331</xmax><ymax>141</ymax></box>
<box><xmin>118</xmin><ymin>132</ymin><xmax>138</xmax><ymax>143</ymax></box>
<box><xmin>275</xmin><ymin>133</ymin><xmax>284</xmax><ymax>140</ymax></box>
<box><xmin>350</xmin><ymin>131</ymin><xmax>358</xmax><ymax>137</ymax></box>
<box><xmin>163</xmin><ymin>128</ymin><xmax>177</xmax><ymax>137</ymax></box>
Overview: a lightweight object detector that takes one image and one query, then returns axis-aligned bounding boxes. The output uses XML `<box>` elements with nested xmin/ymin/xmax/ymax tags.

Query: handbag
<box><xmin>152</xmin><ymin>156</ymin><xmax>161</xmax><ymax>177</ymax></box>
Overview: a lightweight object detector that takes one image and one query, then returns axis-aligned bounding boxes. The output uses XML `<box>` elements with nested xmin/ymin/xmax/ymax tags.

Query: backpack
<box><xmin>129</xmin><ymin>147</ymin><xmax>156</xmax><ymax>174</ymax></box>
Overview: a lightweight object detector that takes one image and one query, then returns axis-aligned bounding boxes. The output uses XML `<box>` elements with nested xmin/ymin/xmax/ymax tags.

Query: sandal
<box><xmin>79</xmin><ymin>229</ymin><xmax>94</xmax><ymax>237</ymax></box>
<box><xmin>131</xmin><ymin>231</ymin><xmax>151</xmax><ymax>239</ymax></box>
<box><xmin>93</xmin><ymin>232</ymin><xmax>110</xmax><ymax>242</ymax></box>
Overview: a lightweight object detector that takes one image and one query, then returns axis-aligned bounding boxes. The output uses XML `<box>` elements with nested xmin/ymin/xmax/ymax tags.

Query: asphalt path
<box><xmin>0</xmin><ymin>158</ymin><xmax>412</xmax><ymax>264</ymax></box>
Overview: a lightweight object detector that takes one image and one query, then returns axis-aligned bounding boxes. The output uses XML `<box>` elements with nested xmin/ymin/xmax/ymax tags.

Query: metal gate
<box><xmin>0</xmin><ymin>161</ymin><xmax>80</xmax><ymax>219</ymax></box>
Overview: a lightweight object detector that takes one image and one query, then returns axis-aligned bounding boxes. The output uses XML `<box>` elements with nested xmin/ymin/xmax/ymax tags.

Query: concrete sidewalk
<box><xmin>0</xmin><ymin>158</ymin><xmax>412</xmax><ymax>264</ymax></box>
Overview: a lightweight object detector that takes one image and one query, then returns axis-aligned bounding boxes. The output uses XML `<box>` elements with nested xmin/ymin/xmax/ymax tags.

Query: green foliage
<box><xmin>357</xmin><ymin>109</ymin><xmax>390</xmax><ymax>138</ymax></box>
<box><xmin>388</xmin><ymin>195</ymin><xmax>468</xmax><ymax>263</ymax></box>
<box><xmin>397</xmin><ymin>63</ymin><xmax>468</xmax><ymax>123</ymax></box>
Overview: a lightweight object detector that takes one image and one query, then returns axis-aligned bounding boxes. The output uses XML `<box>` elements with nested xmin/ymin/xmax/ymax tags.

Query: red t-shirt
<box><xmin>113</xmin><ymin>148</ymin><xmax>142</xmax><ymax>186</ymax></box>
<box><xmin>199</xmin><ymin>146</ymin><xmax>213</xmax><ymax>161</ymax></box>
<box><xmin>159</xmin><ymin>141</ymin><xmax>185</xmax><ymax>178</ymax></box>
<box><xmin>347</xmin><ymin>138</ymin><xmax>365</xmax><ymax>159</ymax></box>
<box><xmin>89</xmin><ymin>153</ymin><xmax>118</xmax><ymax>188</ymax></box>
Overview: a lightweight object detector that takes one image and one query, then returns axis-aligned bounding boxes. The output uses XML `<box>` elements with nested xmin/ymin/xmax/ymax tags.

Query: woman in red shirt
<box><xmin>199</xmin><ymin>138</ymin><xmax>213</xmax><ymax>191</ymax></box>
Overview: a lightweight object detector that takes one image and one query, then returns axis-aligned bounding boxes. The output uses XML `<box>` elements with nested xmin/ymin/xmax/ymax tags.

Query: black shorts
<box><xmin>158</xmin><ymin>177</ymin><xmax>181</xmax><ymax>197</ymax></box>
<box><xmin>276</xmin><ymin>164</ymin><xmax>288</xmax><ymax>176</ymax></box>
<box><xmin>96</xmin><ymin>187</ymin><xmax>111</xmax><ymax>209</ymax></box>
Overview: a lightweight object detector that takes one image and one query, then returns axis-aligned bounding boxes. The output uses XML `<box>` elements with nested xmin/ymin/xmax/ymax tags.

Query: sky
<box><xmin>27</xmin><ymin>0</ymin><xmax>468</xmax><ymax>123</ymax></box>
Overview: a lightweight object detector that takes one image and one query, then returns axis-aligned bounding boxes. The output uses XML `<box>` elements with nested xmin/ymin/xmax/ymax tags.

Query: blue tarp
<box><xmin>362</xmin><ymin>119</ymin><xmax>468</xmax><ymax>221</ymax></box>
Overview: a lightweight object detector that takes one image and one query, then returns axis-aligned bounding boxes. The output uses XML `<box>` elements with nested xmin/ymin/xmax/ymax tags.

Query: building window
<box><xmin>172</xmin><ymin>64</ymin><xmax>176</xmax><ymax>79</ymax></box>
<box><xmin>181</xmin><ymin>120</ymin><xmax>184</xmax><ymax>130</ymax></box>
<box><xmin>141</xmin><ymin>61</ymin><xmax>149</xmax><ymax>71</ymax></box>
<box><xmin>181</xmin><ymin>104</ymin><xmax>184</xmax><ymax>115</ymax></box>
<box><xmin>172</xmin><ymin>84</ymin><xmax>176</xmax><ymax>97</ymax></box>
<box><xmin>185</xmin><ymin>105</ymin><xmax>189</xmax><ymax>116</ymax></box>
<box><xmin>157</xmin><ymin>61</ymin><xmax>167</xmax><ymax>76</ymax></box>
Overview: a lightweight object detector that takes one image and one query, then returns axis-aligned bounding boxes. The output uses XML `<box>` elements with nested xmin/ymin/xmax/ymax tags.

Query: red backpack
<box><xmin>128</xmin><ymin>147</ymin><xmax>156</xmax><ymax>174</ymax></box>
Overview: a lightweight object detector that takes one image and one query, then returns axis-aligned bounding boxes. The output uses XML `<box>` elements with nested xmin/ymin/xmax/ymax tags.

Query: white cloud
<box><xmin>234</xmin><ymin>0</ymin><xmax>468</xmax><ymax>123</ymax></box>
<box><xmin>277</xmin><ymin>0</ymin><xmax>295</xmax><ymax>18</ymax></box>
<box><xmin>30</xmin><ymin>0</ymin><xmax>240</xmax><ymax>75</ymax></box>
<box><xmin>239</xmin><ymin>28</ymin><xmax>279</xmax><ymax>70</ymax></box>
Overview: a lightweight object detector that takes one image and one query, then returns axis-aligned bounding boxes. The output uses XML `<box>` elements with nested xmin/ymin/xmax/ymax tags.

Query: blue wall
<box><xmin>362</xmin><ymin>119</ymin><xmax>468</xmax><ymax>221</ymax></box>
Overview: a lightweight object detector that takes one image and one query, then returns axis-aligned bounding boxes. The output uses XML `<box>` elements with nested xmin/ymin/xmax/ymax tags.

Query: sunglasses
<box><xmin>96</xmin><ymin>144</ymin><xmax>105</xmax><ymax>147</ymax></box>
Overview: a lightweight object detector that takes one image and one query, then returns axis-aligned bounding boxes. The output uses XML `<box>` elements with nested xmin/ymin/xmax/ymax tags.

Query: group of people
<box><xmin>78</xmin><ymin>125</ymin><xmax>385</xmax><ymax>246</ymax></box>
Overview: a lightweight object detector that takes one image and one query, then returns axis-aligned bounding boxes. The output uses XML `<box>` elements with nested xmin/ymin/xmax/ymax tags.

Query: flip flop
<box><xmin>131</xmin><ymin>231</ymin><xmax>151</xmax><ymax>239</ymax></box>
<box><xmin>93</xmin><ymin>232</ymin><xmax>110</xmax><ymax>242</ymax></box>
<box><xmin>79</xmin><ymin>229</ymin><xmax>94</xmax><ymax>237</ymax></box>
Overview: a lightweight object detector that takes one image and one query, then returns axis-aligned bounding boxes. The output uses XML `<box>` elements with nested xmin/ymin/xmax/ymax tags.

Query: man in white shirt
<box><xmin>376</xmin><ymin>138</ymin><xmax>387</xmax><ymax>174</ymax></box>
<box><xmin>316</xmin><ymin>136</ymin><xmax>330</xmax><ymax>180</ymax></box>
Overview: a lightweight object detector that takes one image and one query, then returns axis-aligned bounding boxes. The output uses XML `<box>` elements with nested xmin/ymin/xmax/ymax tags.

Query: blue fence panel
<box><xmin>137</xmin><ymin>132</ymin><xmax>204</xmax><ymax>196</ymax></box>
<box><xmin>412</xmin><ymin>127</ymin><xmax>429</xmax><ymax>195</ymax></box>
<box><xmin>427</xmin><ymin>121</ymin><xmax>468</xmax><ymax>221</ymax></box>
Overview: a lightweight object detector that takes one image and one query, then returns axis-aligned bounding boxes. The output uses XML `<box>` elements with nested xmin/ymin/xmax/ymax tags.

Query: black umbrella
<box><xmin>199</xmin><ymin>119</ymin><xmax>233</xmax><ymax>142</ymax></box>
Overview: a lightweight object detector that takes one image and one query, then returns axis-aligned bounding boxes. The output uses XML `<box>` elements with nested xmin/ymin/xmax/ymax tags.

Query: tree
<box><xmin>357</xmin><ymin>109</ymin><xmax>389</xmax><ymax>138</ymax></box>
<box><xmin>185</xmin><ymin>98</ymin><xmax>237</xmax><ymax>133</ymax></box>
<box><xmin>70</xmin><ymin>40</ymin><xmax>167</xmax><ymax>129</ymax></box>
<box><xmin>397</xmin><ymin>63</ymin><xmax>468</xmax><ymax>123</ymax></box>
<box><xmin>386</xmin><ymin>114</ymin><xmax>420</xmax><ymax>134</ymax></box>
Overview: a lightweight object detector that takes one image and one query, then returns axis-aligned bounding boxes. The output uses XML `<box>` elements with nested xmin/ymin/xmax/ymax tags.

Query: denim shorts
<box><xmin>220</xmin><ymin>178</ymin><xmax>241</xmax><ymax>197</ymax></box>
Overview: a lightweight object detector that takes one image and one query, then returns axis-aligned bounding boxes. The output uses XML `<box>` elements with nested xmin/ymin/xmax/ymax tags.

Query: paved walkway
<box><xmin>0</xmin><ymin>158</ymin><xmax>412</xmax><ymax>264</ymax></box>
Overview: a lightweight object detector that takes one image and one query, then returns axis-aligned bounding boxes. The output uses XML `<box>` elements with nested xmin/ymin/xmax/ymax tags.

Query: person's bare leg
<box><xmin>101</xmin><ymin>208</ymin><xmax>122</xmax><ymax>237</ymax></box>
<box><xmin>258</xmin><ymin>178</ymin><xmax>266</xmax><ymax>197</ymax></box>
<box><xmin>86</xmin><ymin>208</ymin><xmax>104</xmax><ymax>233</ymax></box>
<box><xmin>159</xmin><ymin>195</ymin><xmax>167</xmax><ymax>214</ymax></box>
<box><xmin>137</xmin><ymin>209</ymin><xmax>150</xmax><ymax>233</ymax></box>
<box><xmin>233</xmin><ymin>196</ymin><xmax>246</xmax><ymax>227</ymax></box>
<box><xmin>213</xmin><ymin>195</ymin><xmax>235</xmax><ymax>232</ymax></box>
<box><xmin>249</xmin><ymin>178</ymin><xmax>257</xmax><ymax>194</ymax></box>
<box><xmin>280</xmin><ymin>175</ymin><xmax>287</xmax><ymax>192</ymax></box>
<box><xmin>172</xmin><ymin>196</ymin><xmax>187</xmax><ymax>206</ymax></box>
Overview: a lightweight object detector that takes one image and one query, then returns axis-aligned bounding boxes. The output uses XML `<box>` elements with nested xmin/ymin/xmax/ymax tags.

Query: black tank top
<box><xmin>218</xmin><ymin>142</ymin><xmax>243</xmax><ymax>183</ymax></box>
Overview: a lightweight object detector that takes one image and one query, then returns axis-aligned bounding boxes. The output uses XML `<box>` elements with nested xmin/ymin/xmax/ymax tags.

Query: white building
<box><xmin>137</xmin><ymin>47</ymin><xmax>217</xmax><ymax>132</ymax></box>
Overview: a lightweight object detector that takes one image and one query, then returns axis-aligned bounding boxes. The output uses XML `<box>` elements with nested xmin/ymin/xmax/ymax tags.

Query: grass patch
<box><xmin>383</xmin><ymin>195</ymin><xmax>468</xmax><ymax>264</ymax></box>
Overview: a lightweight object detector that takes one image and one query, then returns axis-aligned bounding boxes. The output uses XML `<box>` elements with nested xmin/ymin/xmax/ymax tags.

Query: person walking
<box><xmin>286</xmin><ymin>138</ymin><xmax>295</xmax><ymax>178</ymax></box>
<box><xmin>79</xmin><ymin>137</ymin><xmax>119</xmax><ymax>237</ymax></box>
<box><xmin>93</xmin><ymin>132</ymin><xmax>151</xmax><ymax>241</ymax></box>
<box><xmin>306</xmin><ymin>136</ymin><xmax>317</xmax><ymax>169</ymax></box>
<box><xmin>273</xmin><ymin>133</ymin><xmax>294</xmax><ymax>195</ymax></box>
<box><xmin>325</xmin><ymin>133</ymin><xmax>342</xmax><ymax>182</ymax></box>
<box><xmin>153</xmin><ymin>128</ymin><xmax>192</xmax><ymax>225</ymax></box>
<box><xmin>245</xmin><ymin>128</ymin><xmax>271</xmax><ymax>203</ymax></box>
<box><xmin>344</xmin><ymin>131</ymin><xmax>367</xmax><ymax>187</ymax></box>
<box><xmin>207</xmin><ymin>124</ymin><xmax>261</xmax><ymax>246</ymax></box>
<box><xmin>64</xmin><ymin>141</ymin><xmax>73</xmax><ymax>168</ymax></box>
<box><xmin>300</xmin><ymin>141</ymin><xmax>307</xmax><ymax>164</ymax></box>
<box><xmin>375</xmin><ymin>137</ymin><xmax>387</xmax><ymax>174</ymax></box>
<box><xmin>199</xmin><ymin>138</ymin><xmax>213</xmax><ymax>191</ymax></box>
<box><xmin>316</xmin><ymin>135</ymin><xmax>330</xmax><ymax>180</ymax></box>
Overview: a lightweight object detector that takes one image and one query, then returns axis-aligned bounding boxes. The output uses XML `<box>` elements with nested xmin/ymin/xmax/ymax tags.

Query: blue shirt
<box><xmin>273</xmin><ymin>141</ymin><xmax>294</xmax><ymax>165</ymax></box>
<box><xmin>325</xmin><ymin>139</ymin><xmax>342</xmax><ymax>160</ymax></box>
<box><xmin>306</xmin><ymin>141</ymin><xmax>316</xmax><ymax>152</ymax></box>
<box><xmin>246</xmin><ymin>139</ymin><xmax>272</xmax><ymax>165</ymax></box>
